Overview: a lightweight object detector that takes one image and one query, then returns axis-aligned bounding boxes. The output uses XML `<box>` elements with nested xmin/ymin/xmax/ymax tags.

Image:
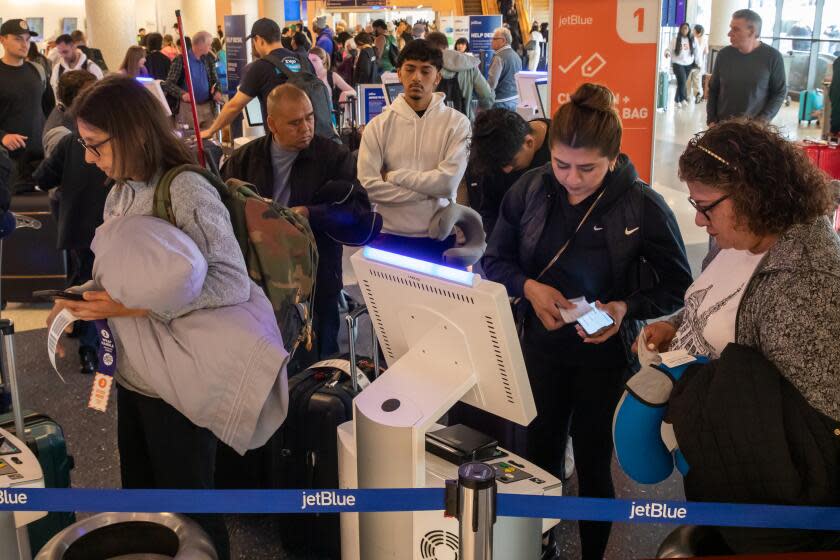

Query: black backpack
<box><xmin>436</xmin><ymin>74</ymin><xmax>467</xmax><ymax>115</ymax></box>
<box><xmin>385</xmin><ymin>40</ymin><xmax>399</xmax><ymax>68</ymax></box>
<box><xmin>57</xmin><ymin>58</ymin><xmax>90</xmax><ymax>80</ymax></box>
<box><xmin>263</xmin><ymin>53</ymin><xmax>339</xmax><ymax>142</ymax></box>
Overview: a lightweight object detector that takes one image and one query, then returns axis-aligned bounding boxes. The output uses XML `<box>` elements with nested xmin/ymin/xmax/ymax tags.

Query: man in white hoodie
<box><xmin>357</xmin><ymin>39</ymin><xmax>471</xmax><ymax>264</ymax></box>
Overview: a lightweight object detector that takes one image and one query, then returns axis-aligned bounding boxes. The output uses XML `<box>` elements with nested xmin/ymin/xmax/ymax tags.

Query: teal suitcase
<box><xmin>657</xmin><ymin>71</ymin><xmax>670</xmax><ymax>110</ymax></box>
<box><xmin>0</xmin><ymin>410</ymin><xmax>76</xmax><ymax>555</ymax></box>
<box><xmin>798</xmin><ymin>89</ymin><xmax>824</xmax><ymax>125</ymax></box>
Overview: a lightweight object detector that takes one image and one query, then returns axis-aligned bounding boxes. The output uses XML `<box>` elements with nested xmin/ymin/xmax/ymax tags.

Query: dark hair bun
<box><xmin>570</xmin><ymin>83</ymin><xmax>615</xmax><ymax>113</ymax></box>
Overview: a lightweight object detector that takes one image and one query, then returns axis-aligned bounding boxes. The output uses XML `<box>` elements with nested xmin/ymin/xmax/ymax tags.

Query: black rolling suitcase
<box><xmin>1</xmin><ymin>191</ymin><xmax>67</xmax><ymax>304</ymax></box>
<box><xmin>0</xmin><ymin>319</ymin><xmax>76</xmax><ymax>555</ymax></box>
<box><xmin>215</xmin><ymin>306</ymin><xmax>383</xmax><ymax>556</ymax></box>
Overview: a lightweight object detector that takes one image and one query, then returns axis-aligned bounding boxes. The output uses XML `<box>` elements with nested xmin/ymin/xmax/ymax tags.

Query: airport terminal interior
<box><xmin>0</xmin><ymin>0</ymin><xmax>838</xmax><ymax>558</ymax></box>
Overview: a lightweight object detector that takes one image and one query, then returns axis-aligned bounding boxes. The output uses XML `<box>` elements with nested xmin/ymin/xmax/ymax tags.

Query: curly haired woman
<box><xmin>641</xmin><ymin>119</ymin><xmax>840</xmax><ymax>554</ymax></box>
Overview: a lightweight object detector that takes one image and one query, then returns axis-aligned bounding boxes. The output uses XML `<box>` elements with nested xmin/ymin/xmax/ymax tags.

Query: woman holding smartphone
<box><xmin>46</xmin><ymin>76</ymin><xmax>251</xmax><ymax>559</ymax></box>
<box><xmin>482</xmin><ymin>83</ymin><xmax>692</xmax><ymax>559</ymax></box>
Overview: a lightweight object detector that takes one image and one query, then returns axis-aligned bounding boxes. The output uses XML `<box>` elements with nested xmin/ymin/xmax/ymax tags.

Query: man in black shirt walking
<box><xmin>201</xmin><ymin>18</ymin><xmax>308</xmax><ymax>139</ymax></box>
<box><xmin>0</xmin><ymin>19</ymin><xmax>49</xmax><ymax>192</ymax></box>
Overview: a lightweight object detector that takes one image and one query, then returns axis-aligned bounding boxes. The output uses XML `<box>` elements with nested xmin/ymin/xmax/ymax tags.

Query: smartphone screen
<box><xmin>578</xmin><ymin>308</ymin><xmax>615</xmax><ymax>336</ymax></box>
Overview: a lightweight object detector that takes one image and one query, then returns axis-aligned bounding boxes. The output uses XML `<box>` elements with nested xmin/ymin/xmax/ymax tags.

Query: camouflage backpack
<box><xmin>153</xmin><ymin>165</ymin><xmax>319</xmax><ymax>358</ymax></box>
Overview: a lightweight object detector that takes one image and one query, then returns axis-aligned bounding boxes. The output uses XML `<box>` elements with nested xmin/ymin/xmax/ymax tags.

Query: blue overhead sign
<box><xmin>224</xmin><ymin>15</ymin><xmax>247</xmax><ymax>96</ymax></box>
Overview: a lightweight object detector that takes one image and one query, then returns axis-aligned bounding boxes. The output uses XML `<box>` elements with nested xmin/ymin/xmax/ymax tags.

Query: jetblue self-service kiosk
<box><xmin>0</xmin><ymin>426</ymin><xmax>47</xmax><ymax>560</ymax></box>
<box><xmin>338</xmin><ymin>248</ymin><xmax>562</xmax><ymax>560</ymax></box>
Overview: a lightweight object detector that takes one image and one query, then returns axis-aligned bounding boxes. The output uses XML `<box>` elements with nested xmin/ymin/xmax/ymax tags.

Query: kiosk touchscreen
<box><xmin>244</xmin><ymin>96</ymin><xmax>264</xmax><ymax>127</ymax></box>
<box><xmin>136</xmin><ymin>77</ymin><xmax>172</xmax><ymax>116</ymax></box>
<box><xmin>343</xmin><ymin>247</ymin><xmax>551</xmax><ymax>560</ymax></box>
<box><xmin>515</xmin><ymin>70</ymin><xmax>549</xmax><ymax>119</ymax></box>
<box><xmin>381</xmin><ymin>72</ymin><xmax>403</xmax><ymax>105</ymax></box>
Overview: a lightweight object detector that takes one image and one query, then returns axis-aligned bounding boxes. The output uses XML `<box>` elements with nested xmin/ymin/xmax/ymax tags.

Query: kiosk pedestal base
<box><xmin>337</xmin><ymin>422</ymin><xmax>562</xmax><ymax>560</ymax></box>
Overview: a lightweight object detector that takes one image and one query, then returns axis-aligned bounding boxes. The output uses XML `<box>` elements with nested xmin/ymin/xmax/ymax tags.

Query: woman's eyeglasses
<box><xmin>77</xmin><ymin>136</ymin><xmax>112</xmax><ymax>158</ymax></box>
<box><xmin>688</xmin><ymin>194</ymin><xmax>730</xmax><ymax>221</ymax></box>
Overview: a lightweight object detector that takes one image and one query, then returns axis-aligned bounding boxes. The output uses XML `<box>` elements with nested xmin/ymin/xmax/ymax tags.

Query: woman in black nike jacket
<box><xmin>482</xmin><ymin>83</ymin><xmax>692</xmax><ymax>559</ymax></box>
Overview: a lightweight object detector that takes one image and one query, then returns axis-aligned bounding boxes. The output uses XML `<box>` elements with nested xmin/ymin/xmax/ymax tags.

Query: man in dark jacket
<box><xmin>466</xmin><ymin>109</ymin><xmax>550</xmax><ymax>235</ymax></box>
<box><xmin>221</xmin><ymin>84</ymin><xmax>380</xmax><ymax>364</ymax></box>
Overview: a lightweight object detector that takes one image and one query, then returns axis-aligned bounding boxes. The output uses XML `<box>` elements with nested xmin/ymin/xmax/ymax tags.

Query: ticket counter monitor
<box><xmin>515</xmin><ymin>70</ymin><xmax>550</xmax><ymax>119</ymax></box>
<box><xmin>356</xmin><ymin>84</ymin><xmax>388</xmax><ymax>124</ymax></box>
<box><xmin>339</xmin><ymin>248</ymin><xmax>561</xmax><ymax>560</ymax></box>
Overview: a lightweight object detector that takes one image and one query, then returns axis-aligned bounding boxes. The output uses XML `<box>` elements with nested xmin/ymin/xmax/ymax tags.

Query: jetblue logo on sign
<box><xmin>471</xmin><ymin>20</ymin><xmax>483</xmax><ymax>26</ymax></box>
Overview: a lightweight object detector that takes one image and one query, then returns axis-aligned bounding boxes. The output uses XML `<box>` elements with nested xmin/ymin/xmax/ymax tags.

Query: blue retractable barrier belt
<box><xmin>1</xmin><ymin>489</ymin><xmax>840</xmax><ymax>531</ymax></box>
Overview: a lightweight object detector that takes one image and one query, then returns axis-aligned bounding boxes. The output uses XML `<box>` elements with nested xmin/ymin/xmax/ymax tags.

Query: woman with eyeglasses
<box><xmin>45</xmin><ymin>75</ymin><xmax>251</xmax><ymax>559</ymax></box>
<box><xmin>639</xmin><ymin>119</ymin><xmax>840</xmax><ymax>554</ymax></box>
<box><xmin>482</xmin><ymin>83</ymin><xmax>692</xmax><ymax>559</ymax></box>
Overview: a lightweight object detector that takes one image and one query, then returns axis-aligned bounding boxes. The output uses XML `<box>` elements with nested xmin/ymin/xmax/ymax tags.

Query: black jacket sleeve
<box><xmin>0</xmin><ymin>148</ymin><xmax>11</xmax><ymax>212</ymax></box>
<box><xmin>219</xmin><ymin>149</ymin><xmax>241</xmax><ymax>182</ymax></box>
<box><xmin>308</xmin><ymin>146</ymin><xmax>381</xmax><ymax>245</ymax></box>
<box><xmin>625</xmin><ymin>191</ymin><xmax>693</xmax><ymax>320</ymax></box>
<box><xmin>33</xmin><ymin>134</ymin><xmax>70</xmax><ymax>190</ymax></box>
<box><xmin>482</xmin><ymin>178</ymin><xmax>530</xmax><ymax>299</ymax></box>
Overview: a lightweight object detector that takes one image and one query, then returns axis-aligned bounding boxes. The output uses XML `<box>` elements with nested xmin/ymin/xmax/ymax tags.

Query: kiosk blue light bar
<box><xmin>361</xmin><ymin>247</ymin><xmax>477</xmax><ymax>287</ymax></box>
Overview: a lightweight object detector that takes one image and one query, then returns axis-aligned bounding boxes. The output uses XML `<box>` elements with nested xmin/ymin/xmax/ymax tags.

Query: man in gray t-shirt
<box><xmin>707</xmin><ymin>9</ymin><xmax>787</xmax><ymax>125</ymax></box>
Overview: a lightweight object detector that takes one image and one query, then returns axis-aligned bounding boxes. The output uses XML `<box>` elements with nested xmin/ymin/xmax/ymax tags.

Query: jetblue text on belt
<box><xmin>2</xmin><ymin>489</ymin><xmax>840</xmax><ymax>532</ymax></box>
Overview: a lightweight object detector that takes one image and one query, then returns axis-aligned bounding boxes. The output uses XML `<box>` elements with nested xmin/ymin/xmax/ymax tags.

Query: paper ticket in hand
<box><xmin>46</xmin><ymin>308</ymin><xmax>76</xmax><ymax>383</ymax></box>
<box><xmin>636</xmin><ymin>328</ymin><xmax>662</xmax><ymax>367</ymax></box>
<box><xmin>557</xmin><ymin>297</ymin><xmax>592</xmax><ymax>323</ymax></box>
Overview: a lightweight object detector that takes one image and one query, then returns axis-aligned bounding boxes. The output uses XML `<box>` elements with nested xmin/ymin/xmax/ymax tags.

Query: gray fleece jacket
<box><xmin>95</xmin><ymin>170</ymin><xmax>251</xmax><ymax>396</ymax></box>
<box><xmin>671</xmin><ymin>217</ymin><xmax>840</xmax><ymax>420</ymax></box>
<box><xmin>441</xmin><ymin>49</ymin><xmax>495</xmax><ymax>122</ymax></box>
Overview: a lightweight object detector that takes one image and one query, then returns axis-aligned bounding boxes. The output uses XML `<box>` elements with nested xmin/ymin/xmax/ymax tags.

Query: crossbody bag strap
<box><xmin>512</xmin><ymin>185</ymin><xmax>607</xmax><ymax>306</ymax></box>
<box><xmin>534</xmin><ymin>186</ymin><xmax>607</xmax><ymax>281</ymax></box>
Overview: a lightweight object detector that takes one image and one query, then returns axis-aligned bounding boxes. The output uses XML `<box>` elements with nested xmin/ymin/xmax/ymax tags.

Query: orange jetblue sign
<box><xmin>550</xmin><ymin>0</ymin><xmax>660</xmax><ymax>182</ymax></box>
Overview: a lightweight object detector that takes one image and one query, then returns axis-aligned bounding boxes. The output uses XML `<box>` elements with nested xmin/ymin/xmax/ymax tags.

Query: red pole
<box><xmin>175</xmin><ymin>9</ymin><xmax>206</xmax><ymax>168</ymax></box>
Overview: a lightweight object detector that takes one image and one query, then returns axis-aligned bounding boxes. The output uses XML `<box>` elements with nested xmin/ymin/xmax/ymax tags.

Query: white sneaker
<box><xmin>563</xmin><ymin>437</ymin><xmax>575</xmax><ymax>480</ymax></box>
<box><xmin>682</xmin><ymin>100</ymin><xmax>689</xmax><ymax>107</ymax></box>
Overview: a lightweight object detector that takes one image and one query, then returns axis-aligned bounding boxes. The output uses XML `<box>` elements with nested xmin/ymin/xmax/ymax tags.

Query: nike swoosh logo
<box><xmin>625</xmin><ymin>227</ymin><xmax>640</xmax><ymax>235</ymax></box>
<box><xmin>593</xmin><ymin>226</ymin><xmax>603</xmax><ymax>231</ymax></box>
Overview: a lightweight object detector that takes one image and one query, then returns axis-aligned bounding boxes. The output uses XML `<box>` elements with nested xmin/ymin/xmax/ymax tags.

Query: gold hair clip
<box><xmin>689</xmin><ymin>131</ymin><xmax>738</xmax><ymax>170</ymax></box>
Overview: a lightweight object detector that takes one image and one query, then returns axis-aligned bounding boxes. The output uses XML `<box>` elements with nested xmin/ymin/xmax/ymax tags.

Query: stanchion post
<box><xmin>446</xmin><ymin>462</ymin><xmax>497</xmax><ymax>560</ymax></box>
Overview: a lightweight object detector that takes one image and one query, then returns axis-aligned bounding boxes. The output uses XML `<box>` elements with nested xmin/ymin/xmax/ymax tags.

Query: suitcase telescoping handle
<box><xmin>345</xmin><ymin>305</ymin><xmax>380</xmax><ymax>393</ymax></box>
<box><xmin>0</xmin><ymin>318</ymin><xmax>25</xmax><ymax>438</ymax></box>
